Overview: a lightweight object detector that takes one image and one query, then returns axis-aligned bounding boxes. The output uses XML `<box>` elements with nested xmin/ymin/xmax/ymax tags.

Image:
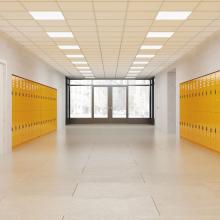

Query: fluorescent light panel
<box><xmin>47</xmin><ymin>32</ymin><xmax>73</xmax><ymax>38</ymax></box>
<box><xmin>80</xmin><ymin>71</ymin><xmax>92</xmax><ymax>73</ymax></box>
<box><xmin>133</xmin><ymin>61</ymin><xmax>149</xmax><ymax>65</ymax></box>
<box><xmin>72</xmin><ymin>61</ymin><xmax>87</xmax><ymax>65</ymax></box>
<box><xmin>141</xmin><ymin>45</ymin><xmax>162</xmax><ymax>50</ymax></box>
<box><xmin>136</xmin><ymin>55</ymin><xmax>155</xmax><ymax>58</ymax></box>
<box><xmin>77</xmin><ymin>67</ymin><xmax>90</xmax><ymax>70</ymax></box>
<box><xmin>59</xmin><ymin>45</ymin><xmax>80</xmax><ymax>50</ymax></box>
<box><xmin>130</xmin><ymin>66</ymin><xmax>144</xmax><ymax>70</ymax></box>
<box><xmin>128</xmin><ymin>71</ymin><xmax>140</xmax><ymax>74</ymax></box>
<box><xmin>29</xmin><ymin>11</ymin><xmax>64</xmax><ymax>20</ymax></box>
<box><xmin>66</xmin><ymin>54</ymin><xmax>84</xmax><ymax>58</ymax></box>
<box><xmin>156</xmin><ymin>11</ymin><xmax>192</xmax><ymax>20</ymax></box>
<box><xmin>147</xmin><ymin>32</ymin><xmax>174</xmax><ymax>38</ymax></box>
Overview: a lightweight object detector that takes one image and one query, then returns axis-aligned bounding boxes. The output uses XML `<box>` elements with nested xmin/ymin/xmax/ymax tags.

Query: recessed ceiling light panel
<box><xmin>156</xmin><ymin>11</ymin><xmax>192</xmax><ymax>20</ymax></box>
<box><xmin>130</xmin><ymin>66</ymin><xmax>144</xmax><ymax>69</ymax></box>
<box><xmin>128</xmin><ymin>71</ymin><xmax>141</xmax><ymax>74</ymax></box>
<box><xmin>80</xmin><ymin>71</ymin><xmax>92</xmax><ymax>73</ymax></box>
<box><xmin>147</xmin><ymin>32</ymin><xmax>174</xmax><ymax>38</ymax></box>
<box><xmin>29</xmin><ymin>11</ymin><xmax>64</xmax><ymax>20</ymax></box>
<box><xmin>72</xmin><ymin>61</ymin><xmax>87</xmax><ymax>65</ymax></box>
<box><xmin>47</xmin><ymin>32</ymin><xmax>73</xmax><ymax>38</ymax></box>
<box><xmin>77</xmin><ymin>67</ymin><xmax>90</xmax><ymax>70</ymax></box>
<box><xmin>133</xmin><ymin>61</ymin><xmax>149</xmax><ymax>65</ymax></box>
<box><xmin>66</xmin><ymin>54</ymin><xmax>84</xmax><ymax>58</ymax></box>
<box><xmin>141</xmin><ymin>45</ymin><xmax>162</xmax><ymax>50</ymax></box>
<box><xmin>136</xmin><ymin>55</ymin><xmax>155</xmax><ymax>58</ymax></box>
<box><xmin>59</xmin><ymin>45</ymin><xmax>80</xmax><ymax>50</ymax></box>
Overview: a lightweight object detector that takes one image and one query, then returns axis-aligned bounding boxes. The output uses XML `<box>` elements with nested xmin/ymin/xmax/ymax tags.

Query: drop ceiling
<box><xmin>0</xmin><ymin>0</ymin><xmax>220</xmax><ymax>78</ymax></box>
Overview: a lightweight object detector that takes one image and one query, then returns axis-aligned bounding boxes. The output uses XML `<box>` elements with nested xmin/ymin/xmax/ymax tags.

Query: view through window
<box><xmin>67</xmin><ymin>79</ymin><xmax>154</xmax><ymax>123</ymax></box>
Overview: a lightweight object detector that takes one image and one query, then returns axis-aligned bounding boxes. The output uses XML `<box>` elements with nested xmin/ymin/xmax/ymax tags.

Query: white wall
<box><xmin>0</xmin><ymin>32</ymin><xmax>65</xmax><ymax>154</ymax></box>
<box><xmin>175</xmin><ymin>30</ymin><xmax>220</xmax><ymax>136</ymax></box>
<box><xmin>155</xmin><ymin>30</ymin><xmax>220</xmax><ymax>136</ymax></box>
<box><xmin>155</xmin><ymin>71</ymin><xmax>168</xmax><ymax>132</ymax></box>
<box><xmin>155</xmin><ymin>71</ymin><xmax>176</xmax><ymax>134</ymax></box>
<box><xmin>167</xmin><ymin>71</ymin><xmax>176</xmax><ymax>134</ymax></box>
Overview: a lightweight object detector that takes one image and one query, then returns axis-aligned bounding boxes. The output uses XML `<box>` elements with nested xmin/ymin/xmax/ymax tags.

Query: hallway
<box><xmin>0</xmin><ymin>125</ymin><xmax>220</xmax><ymax>219</ymax></box>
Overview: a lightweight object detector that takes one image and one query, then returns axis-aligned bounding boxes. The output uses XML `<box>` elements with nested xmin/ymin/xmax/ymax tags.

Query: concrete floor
<box><xmin>0</xmin><ymin>125</ymin><xmax>220</xmax><ymax>220</ymax></box>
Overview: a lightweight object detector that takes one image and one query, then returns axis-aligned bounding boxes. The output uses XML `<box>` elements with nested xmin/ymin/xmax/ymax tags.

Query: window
<box><xmin>128</xmin><ymin>86</ymin><xmax>150</xmax><ymax>118</ymax></box>
<box><xmin>70</xmin><ymin>86</ymin><xmax>92</xmax><ymax>118</ymax></box>
<box><xmin>66</xmin><ymin>78</ymin><xmax>154</xmax><ymax>123</ymax></box>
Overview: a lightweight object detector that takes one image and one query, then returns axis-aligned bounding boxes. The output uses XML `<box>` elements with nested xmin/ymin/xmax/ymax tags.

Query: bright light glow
<box><xmin>80</xmin><ymin>71</ymin><xmax>92</xmax><ymax>74</ymax></box>
<box><xmin>156</xmin><ymin>11</ymin><xmax>192</xmax><ymax>20</ymax></box>
<box><xmin>77</xmin><ymin>67</ymin><xmax>90</xmax><ymax>70</ymax></box>
<box><xmin>72</xmin><ymin>61</ymin><xmax>87</xmax><ymax>65</ymax></box>
<box><xmin>29</xmin><ymin>11</ymin><xmax>64</xmax><ymax>20</ymax></box>
<box><xmin>130</xmin><ymin>67</ymin><xmax>144</xmax><ymax>70</ymax></box>
<box><xmin>133</xmin><ymin>61</ymin><xmax>149</xmax><ymax>65</ymax></box>
<box><xmin>47</xmin><ymin>32</ymin><xmax>73</xmax><ymax>38</ymax></box>
<box><xmin>58</xmin><ymin>45</ymin><xmax>80</xmax><ymax>50</ymax></box>
<box><xmin>141</xmin><ymin>45</ymin><xmax>162</xmax><ymax>50</ymax></box>
<box><xmin>136</xmin><ymin>54</ymin><xmax>155</xmax><ymax>58</ymax></box>
<box><xmin>147</xmin><ymin>32</ymin><xmax>174</xmax><ymax>38</ymax></box>
<box><xmin>128</xmin><ymin>71</ymin><xmax>141</xmax><ymax>74</ymax></box>
<box><xmin>66</xmin><ymin>54</ymin><xmax>84</xmax><ymax>58</ymax></box>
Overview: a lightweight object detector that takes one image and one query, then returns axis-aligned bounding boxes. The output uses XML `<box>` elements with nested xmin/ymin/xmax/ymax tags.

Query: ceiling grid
<box><xmin>0</xmin><ymin>0</ymin><xmax>219</xmax><ymax>78</ymax></box>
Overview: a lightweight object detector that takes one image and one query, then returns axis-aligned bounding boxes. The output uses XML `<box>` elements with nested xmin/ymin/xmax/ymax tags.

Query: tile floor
<box><xmin>0</xmin><ymin>125</ymin><xmax>220</xmax><ymax>220</ymax></box>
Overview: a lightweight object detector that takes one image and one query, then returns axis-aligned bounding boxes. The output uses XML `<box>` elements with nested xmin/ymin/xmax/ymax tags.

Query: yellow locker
<box><xmin>216</xmin><ymin>71</ymin><xmax>220</xmax><ymax>113</ymax></box>
<box><xmin>12</xmin><ymin>75</ymin><xmax>57</xmax><ymax>148</ymax></box>
<box><xmin>216</xmin><ymin>113</ymin><xmax>220</xmax><ymax>152</ymax></box>
<box><xmin>210</xmin><ymin>73</ymin><xmax>216</xmax><ymax>113</ymax></box>
<box><xmin>197</xmin><ymin>112</ymin><xmax>203</xmax><ymax>146</ymax></box>
<box><xmin>208</xmin><ymin>112</ymin><xmax>215</xmax><ymax>150</ymax></box>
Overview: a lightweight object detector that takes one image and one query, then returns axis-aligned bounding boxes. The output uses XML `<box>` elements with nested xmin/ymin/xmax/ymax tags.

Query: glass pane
<box><xmin>70</xmin><ymin>86</ymin><xmax>92</xmax><ymax>118</ymax></box>
<box><xmin>94</xmin><ymin>87</ymin><xmax>108</xmax><ymax>118</ymax></box>
<box><xmin>128</xmin><ymin>86</ymin><xmax>150</xmax><ymax>118</ymax></box>
<box><xmin>112</xmin><ymin>87</ymin><xmax>126</xmax><ymax>118</ymax></box>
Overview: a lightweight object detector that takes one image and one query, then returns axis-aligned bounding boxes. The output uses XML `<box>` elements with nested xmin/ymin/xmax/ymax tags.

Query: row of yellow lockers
<box><xmin>12</xmin><ymin>75</ymin><xmax>57</xmax><ymax>148</ymax></box>
<box><xmin>180</xmin><ymin>112</ymin><xmax>220</xmax><ymax>152</ymax></box>
<box><xmin>180</xmin><ymin>71</ymin><xmax>220</xmax><ymax>113</ymax></box>
<box><xmin>12</xmin><ymin>75</ymin><xmax>56</xmax><ymax>112</ymax></box>
<box><xmin>180</xmin><ymin>71</ymin><xmax>220</xmax><ymax>153</ymax></box>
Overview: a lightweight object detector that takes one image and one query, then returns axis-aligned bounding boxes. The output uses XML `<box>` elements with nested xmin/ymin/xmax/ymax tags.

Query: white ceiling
<box><xmin>0</xmin><ymin>0</ymin><xmax>220</xmax><ymax>78</ymax></box>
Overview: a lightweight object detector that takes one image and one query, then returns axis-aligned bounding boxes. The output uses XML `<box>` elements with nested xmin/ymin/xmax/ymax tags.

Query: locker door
<box><xmin>208</xmin><ymin>112</ymin><xmax>215</xmax><ymax>150</ymax></box>
<box><xmin>197</xmin><ymin>112</ymin><xmax>203</xmax><ymax>146</ymax></box>
<box><xmin>216</xmin><ymin>71</ymin><xmax>220</xmax><ymax>113</ymax></box>
<box><xmin>12</xmin><ymin>111</ymin><xmax>17</xmax><ymax>147</ymax></box>
<box><xmin>216</xmin><ymin>113</ymin><xmax>220</xmax><ymax>152</ymax></box>
<box><xmin>210</xmin><ymin>73</ymin><xmax>216</xmax><ymax>113</ymax></box>
<box><xmin>206</xmin><ymin>75</ymin><xmax>211</xmax><ymax>113</ymax></box>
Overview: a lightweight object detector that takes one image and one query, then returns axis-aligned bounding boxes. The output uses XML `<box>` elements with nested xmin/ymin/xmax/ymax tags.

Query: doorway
<box><xmin>66</xmin><ymin>79</ymin><xmax>154</xmax><ymax>124</ymax></box>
